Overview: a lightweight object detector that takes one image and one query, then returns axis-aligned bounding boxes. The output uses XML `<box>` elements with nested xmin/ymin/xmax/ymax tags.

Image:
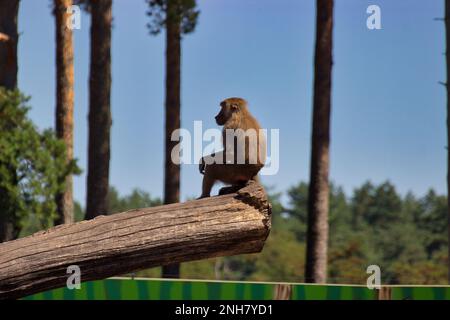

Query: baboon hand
<box><xmin>199</xmin><ymin>157</ymin><xmax>205</xmax><ymax>174</ymax></box>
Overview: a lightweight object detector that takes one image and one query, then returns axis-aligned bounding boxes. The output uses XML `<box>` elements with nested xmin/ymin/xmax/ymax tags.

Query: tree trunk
<box><xmin>85</xmin><ymin>0</ymin><xmax>112</xmax><ymax>220</ymax></box>
<box><xmin>0</xmin><ymin>0</ymin><xmax>20</xmax><ymax>243</ymax></box>
<box><xmin>54</xmin><ymin>0</ymin><xmax>75</xmax><ymax>225</ymax></box>
<box><xmin>445</xmin><ymin>0</ymin><xmax>450</xmax><ymax>284</ymax></box>
<box><xmin>0</xmin><ymin>0</ymin><xmax>19</xmax><ymax>90</ymax></box>
<box><xmin>0</xmin><ymin>182</ymin><xmax>271</xmax><ymax>300</ymax></box>
<box><xmin>305</xmin><ymin>0</ymin><xmax>333</xmax><ymax>284</ymax></box>
<box><xmin>273</xmin><ymin>284</ymin><xmax>292</xmax><ymax>300</ymax></box>
<box><xmin>162</xmin><ymin>1</ymin><xmax>182</xmax><ymax>279</ymax></box>
<box><xmin>376</xmin><ymin>287</ymin><xmax>392</xmax><ymax>300</ymax></box>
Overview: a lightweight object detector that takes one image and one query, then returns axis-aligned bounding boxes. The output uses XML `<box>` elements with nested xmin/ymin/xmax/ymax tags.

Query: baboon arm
<box><xmin>0</xmin><ymin>33</ymin><xmax>10</xmax><ymax>42</ymax></box>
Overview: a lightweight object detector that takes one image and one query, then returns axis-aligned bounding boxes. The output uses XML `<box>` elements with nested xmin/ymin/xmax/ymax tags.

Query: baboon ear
<box><xmin>231</xmin><ymin>103</ymin><xmax>239</xmax><ymax>110</ymax></box>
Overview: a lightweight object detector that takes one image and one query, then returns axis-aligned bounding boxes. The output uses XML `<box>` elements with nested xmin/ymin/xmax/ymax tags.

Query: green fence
<box><xmin>22</xmin><ymin>278</ymin><xmax>450</xmax><ymax>300</ymax></box>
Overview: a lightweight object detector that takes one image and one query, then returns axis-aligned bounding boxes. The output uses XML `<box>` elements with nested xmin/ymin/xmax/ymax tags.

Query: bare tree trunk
<box><xmin>305</xmin><ymin>0</ymin><xmax>333</xmax><ymax>284</ymax></box>
<box><xmin>0</xmin><ymin>0</ymin><xmax>19</xmax><ymax>90</ymax></box>
<box><xmin>54</xmin><ymin>0</ymin><xmax>74</xmax><ymax>225</ymax></box>
<box><xmin>273</xmin><ymin>284</ymin><xmax>292</xmax><ymax>300</ymax></box>
<box><xmin>376</xmin><ymin>287</ymin><xmax>392</xmax><ymax>300</ymax></box>
<box><xmin>85</xmin><ymin>0</ymin><xmax>112</xmax><ymax>220</ymax></box>
<box><xmin>0</xmin><ymin>0</ymin><xmax>20</xmax><ymax>243</ymax></box>
<box><xmin>162</xmin><ymin>1</ymin><xmax>182</xmax><ymax>279</ymax></box>
<box><xmin>445</xmin><ymin>0</ymin><xmax>450</xmax><ymax>284</ymax></box>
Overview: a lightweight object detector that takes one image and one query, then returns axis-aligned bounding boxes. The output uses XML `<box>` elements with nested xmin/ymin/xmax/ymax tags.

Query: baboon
<box><xmin>198</xmin><ymin>97</ymin><xmax>266</xmax><ymax>198</ymax></box>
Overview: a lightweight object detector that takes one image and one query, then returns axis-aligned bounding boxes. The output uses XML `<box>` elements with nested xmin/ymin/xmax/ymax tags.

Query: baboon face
<box><xmin>215</xmin><ymin>98</ymin><xmax>243</xmax><ymax>125</ymax></box>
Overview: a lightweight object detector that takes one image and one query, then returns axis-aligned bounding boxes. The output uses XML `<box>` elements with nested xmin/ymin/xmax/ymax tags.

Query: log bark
<box><xmin>0</xmin><ymin>182</ymin><xmax>271</xmax><ymax>300</ymax></box>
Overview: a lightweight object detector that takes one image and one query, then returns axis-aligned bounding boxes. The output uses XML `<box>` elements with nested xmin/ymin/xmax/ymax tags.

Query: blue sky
<box><xmin>17</xmin><ymin>0</ymin><xmax>446</xmax><ymax>206</ymax></box>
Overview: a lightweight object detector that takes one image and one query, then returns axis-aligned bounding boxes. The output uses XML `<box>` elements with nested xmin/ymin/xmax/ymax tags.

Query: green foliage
<box><xmin>72</xmin><ymin>186</ymin><xmax>162</xmax><ymax>220</ymax></box>
<box><xmin>74</xmin><ymin>201</ymin><xmax>85</xmax><ymax>222</ymax></box>
<box><xmin>332</xmin><ymin>182</ymin><xmax>447</xmax><ymax>284</ymax></box>
<box><xmin>107</xmin><ymin>186</ymin><xmax>162</xmax><ymax>214</ymax></box>
<box><xmin>146</xmin><ymin>0</ymin><xmax>199</xmax><ymax>36</ymax></box>
<box><xmin>247</xmin><ymin>222</ymin><xmax>306</xmax><ymax>282</ymax></box>
<box><xmin>328</xmin><ymin>233</ymin><xmax>373</xmax><ymax>284</ymax></box>
<box><xmin>0</xmin><ymin>89</ymin><xmax>81</xmax><ymax>237</ymax></box>
<box><xmin>415</xmin><ymin>190</ymin><xmax>448</xmax><ymax>257</ymax></box>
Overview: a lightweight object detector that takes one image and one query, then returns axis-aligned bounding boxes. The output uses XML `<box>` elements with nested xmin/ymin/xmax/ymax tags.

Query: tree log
<box><xmin>0</xmin><ymin>182</ymin><xmax>271</xmax><ymax>299</ymax></box>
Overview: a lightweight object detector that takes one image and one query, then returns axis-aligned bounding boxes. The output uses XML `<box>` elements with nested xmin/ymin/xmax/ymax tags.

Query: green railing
<box><xmin>22</xmin><ymin>278</ymin><xmax>450</xmax><ymax>300</ymax></box>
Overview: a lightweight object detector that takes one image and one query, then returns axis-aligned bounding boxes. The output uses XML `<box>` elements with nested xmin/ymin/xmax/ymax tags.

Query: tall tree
<box><xmin>84</xmin><ymin>0</ymin><xmax>112</xmax><ymax>220</ymax></box>
<box><xmin>53</xmin><ymin>0</ymin><xmax>75</xmax><ymax>225</ymax></box>
<box><xmin>445</xmin><ymin>0</ymin><xmax>450</xmax><ymax>283</ymax></box>
<box><xmin>0</xmin><ymin>0</ymin><xmax>19</xmax><ymax>90</ymax></box>
<box><xmin>147</xmin><ymin>0</ymin><xmax>199</xmax><ymax>278</ymax></box>
<box><xmin>0</xmin><ymin>0</ymin><xmax>19</xmax><ymax>242</ymax></box>
<box><xmin>305</xmin><ymin>0</ymin><xmax>334</xmax><ymax>283</ymax></box>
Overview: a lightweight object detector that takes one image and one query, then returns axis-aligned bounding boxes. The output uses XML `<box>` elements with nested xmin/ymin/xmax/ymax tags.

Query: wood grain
<box><xmin>0</xmin><ymin>181</ymin><xmax>271</xmax><ymax>299</ymax></box>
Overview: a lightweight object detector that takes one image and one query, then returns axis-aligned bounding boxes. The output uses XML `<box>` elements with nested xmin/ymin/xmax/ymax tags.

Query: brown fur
<box><xmin>198</xmin><ymin>98</ymin><xmax>266</xmax><ymax>198</ymax></box>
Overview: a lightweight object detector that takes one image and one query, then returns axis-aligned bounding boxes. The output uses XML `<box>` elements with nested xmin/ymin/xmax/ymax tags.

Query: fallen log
<box><xmin>0</xmin><ymin>181</ymin><xmax>271</xmax><ymax>299</ymax></box>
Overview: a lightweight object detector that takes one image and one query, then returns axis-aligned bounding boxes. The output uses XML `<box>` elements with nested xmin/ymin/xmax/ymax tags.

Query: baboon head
<box><xmin>215</xmin><ymin>97</ymin><xmax>247</xmax><ymax>125</ymax></box>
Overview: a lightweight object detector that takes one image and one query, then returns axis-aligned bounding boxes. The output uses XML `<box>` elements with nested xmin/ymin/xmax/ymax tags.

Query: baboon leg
<box><xmin>251</xmin><ymin>175</ymin><xmax>260</xmax><ymax>183</ymax></box>
<box><xmin>218</xmin><ymin>184</ymin><xmax>245</xmax><ymax>195</ymax></box>
<box><xmin>199</xmin><ymin>173</ymin><xmax>216</xmax><ymax>199</ymax></box>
